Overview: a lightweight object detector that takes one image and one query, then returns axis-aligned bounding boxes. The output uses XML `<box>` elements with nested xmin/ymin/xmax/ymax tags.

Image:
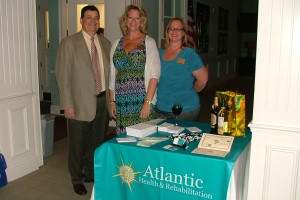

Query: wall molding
<box><xmin>249</xmin><ymin>122</ymin><xmax>300</xmax><ymax>135</ymax></box>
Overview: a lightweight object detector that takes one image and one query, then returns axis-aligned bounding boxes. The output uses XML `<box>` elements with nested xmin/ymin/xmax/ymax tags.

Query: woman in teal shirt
<box><xmin>156</xmin><ymin>17</ymin><xmax>208</xmax><ymax>121</ymax></box>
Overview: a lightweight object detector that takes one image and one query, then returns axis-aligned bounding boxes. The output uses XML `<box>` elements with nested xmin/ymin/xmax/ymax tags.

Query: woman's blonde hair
<box><xmin>119</xmin><ymin>5</ymin><xmax>148</xmax><ymax>36</ymax></box>
<box><xmin>164</xmin><ymin>17</ymin><xmax>188</xmax><ymax>48</ymax></box>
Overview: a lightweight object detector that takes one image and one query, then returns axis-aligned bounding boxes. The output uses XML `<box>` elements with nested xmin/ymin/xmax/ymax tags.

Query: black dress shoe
<box><xmin>73</xmin><ymin>183</ymin><xmax>87</xmax><ymax>195</ymax></box>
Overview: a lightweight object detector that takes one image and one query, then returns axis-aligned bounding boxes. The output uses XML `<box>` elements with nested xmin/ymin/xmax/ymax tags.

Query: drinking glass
<box><xmin>172</xmin><ymin>104</ymin><xmax>183</xmax><ymax>126</ymax></box>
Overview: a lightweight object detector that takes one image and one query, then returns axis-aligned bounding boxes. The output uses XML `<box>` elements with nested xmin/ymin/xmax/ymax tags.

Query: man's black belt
<box><xmin>96</xmin><ymin>91</ymin><xmax>106</xmax><ymax>97</ymax></box>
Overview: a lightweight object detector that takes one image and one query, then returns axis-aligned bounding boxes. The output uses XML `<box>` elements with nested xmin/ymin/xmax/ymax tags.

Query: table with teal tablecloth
<box><xmin>93</xmin><ymin>122</ymin><xmax>251</xmax><ymax>200</ymax></box>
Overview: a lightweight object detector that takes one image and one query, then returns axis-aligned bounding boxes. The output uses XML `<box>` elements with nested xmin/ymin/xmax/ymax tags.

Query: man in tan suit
<box><xmin>56</xmin><ymin>5</ymin><xmax>111</xmax><ymax>195</ymax></box>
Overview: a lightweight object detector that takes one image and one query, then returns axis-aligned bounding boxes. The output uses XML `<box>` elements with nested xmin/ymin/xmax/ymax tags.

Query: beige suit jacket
<box><xmin>56</xmin><ymin>31</ymin><xmax>111</xmax><ymax>121</ymax></box>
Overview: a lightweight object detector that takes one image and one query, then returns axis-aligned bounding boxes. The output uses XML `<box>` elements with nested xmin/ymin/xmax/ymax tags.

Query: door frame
<box><xmin>36</xmin><ymin>0</ymin><xmax>50</xmax><ymax>99</ymax></box>
<box><xmin>59</xmin><ymin>0</ymin><xmax>104</xmax><ymax>41</ymax></box>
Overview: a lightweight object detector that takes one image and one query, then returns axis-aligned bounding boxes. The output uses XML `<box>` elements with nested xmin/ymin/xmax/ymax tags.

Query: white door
<box><xmin>0</xmin><ymin>0</ymin><xmax>43</xmax><ymax>181</ymax></box>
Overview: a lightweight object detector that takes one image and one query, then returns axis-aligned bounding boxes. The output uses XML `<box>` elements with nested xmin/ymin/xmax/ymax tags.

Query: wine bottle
<box><xmin>210</xmin><ymin>96</ymin><xmax>219</xmax><ymax>134</ymax></box>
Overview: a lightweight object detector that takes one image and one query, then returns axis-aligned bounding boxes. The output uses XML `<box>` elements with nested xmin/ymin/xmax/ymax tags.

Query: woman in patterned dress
<box><xmin>109</xmin><ymin>5</ymin><xmax>161</xmax><ymax>133</ymax></box>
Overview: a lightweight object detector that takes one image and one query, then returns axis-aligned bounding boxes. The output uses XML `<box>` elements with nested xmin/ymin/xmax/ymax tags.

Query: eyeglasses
<box><xmin>128</xmin><ymin>17</ymin><xmax>141</xmax><ymax>21</ymax></box>
<box><xmin>168</xmin><ymin>28</ymin><xmax>184</xmax><ymax>32</ymax></box>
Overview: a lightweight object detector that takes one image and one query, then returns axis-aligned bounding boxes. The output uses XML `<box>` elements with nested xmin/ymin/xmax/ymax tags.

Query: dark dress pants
<box><xmin>68</xmin><ymin>94</ymin><xmax>108</xmax><ymax>184</ymax></box>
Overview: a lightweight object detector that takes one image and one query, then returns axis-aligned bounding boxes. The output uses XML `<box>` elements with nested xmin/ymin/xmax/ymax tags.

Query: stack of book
<box><xmin>157</xmin><ymin>122</ymin><xmax>184</xmax><ymax>134</ymax></box>
<box><xmin>125</xmin><ymin>119</ymin><xmax>185</xmax><ymax>138</ymax></box>
<box><xmin>125</xmin><ymin>119</ymin><xmax>164</xmax><ymax>138</ymax></box>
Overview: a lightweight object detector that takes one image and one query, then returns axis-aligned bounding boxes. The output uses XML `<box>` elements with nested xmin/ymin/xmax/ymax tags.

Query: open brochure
<box><xmin>116</xmin><ymin>137</ymin><xmax>137</xmax><ymax>143</ymax></box>
<box><xmin>136</xmin><ymin>137</ymin><xmax>169</xmax><ymax>147</ymax></box>
<box><xmin>192</xmin><ymin>133</ymin><xmax>234</xmax><ymax>157</ymax></box>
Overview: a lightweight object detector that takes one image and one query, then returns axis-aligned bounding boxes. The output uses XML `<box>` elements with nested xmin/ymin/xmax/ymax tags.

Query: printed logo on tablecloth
<box><xmin>113</xmin><ymin>158</ymin><xmax>214</xmax><ymax>199</ymax></box>
<box><xmin>113</xmin><ymin>158</ymin><xmax>141</xmax><ymax>191</ymax></box>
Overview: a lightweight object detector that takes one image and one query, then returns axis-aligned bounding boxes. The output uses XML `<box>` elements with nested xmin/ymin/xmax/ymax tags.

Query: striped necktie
<box><xmin>91</xmin><ymin>36</ymin><xmax>102</xmax><ymax>94</ymax></box>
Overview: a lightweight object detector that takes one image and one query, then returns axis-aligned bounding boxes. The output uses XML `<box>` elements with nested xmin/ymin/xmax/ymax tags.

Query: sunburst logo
<box><xmin>113</xmin><ymin>158</ymin><xmax>140</xmax><ymax>191</ymax></box>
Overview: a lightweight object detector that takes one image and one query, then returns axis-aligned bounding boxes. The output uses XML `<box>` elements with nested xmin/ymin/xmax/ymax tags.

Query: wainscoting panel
<box><xmin>247</xmin><ymin>125</ymin><xmax>300</xmax><ymax>200</ymax></box>
<box><xmin>263</xmin><ymin>146</ymin><xmax>299</xmax><ymax>200</ymax></box>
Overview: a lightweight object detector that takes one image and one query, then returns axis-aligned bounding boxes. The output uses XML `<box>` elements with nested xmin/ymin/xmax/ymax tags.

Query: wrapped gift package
<box><xmin>216</xmin><ymin>91</ymin><xmax>246</xmax><ymax>137</ymax></box>
<box><xmin>0</xmin><ymin>153</ymin><xmax>7</xmax><ymax>187</ymax></box>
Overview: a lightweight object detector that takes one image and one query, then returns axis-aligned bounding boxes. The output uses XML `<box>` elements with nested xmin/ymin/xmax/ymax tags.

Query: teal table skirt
<box><xmin>94</xmin><ymin>122</ymin><xmax>251</xmax><ymax>200</ymax></box>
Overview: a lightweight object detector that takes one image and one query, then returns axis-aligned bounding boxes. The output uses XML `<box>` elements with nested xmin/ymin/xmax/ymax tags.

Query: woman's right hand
<box><xmin>140</xmin><ymin>102</ymin><xmax>151</xmax><ymax>119</ymax></box>
<box><xmin>110</xmin><ymin>102</ymin><xmax>117</xmax><ymax>120</ymax></box>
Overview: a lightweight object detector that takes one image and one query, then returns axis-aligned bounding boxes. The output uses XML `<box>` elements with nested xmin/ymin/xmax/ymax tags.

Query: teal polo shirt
<box><xmin>157</xmin><ymin>47</ymin><xmax>204</xmax><ymax>113</ymax></box>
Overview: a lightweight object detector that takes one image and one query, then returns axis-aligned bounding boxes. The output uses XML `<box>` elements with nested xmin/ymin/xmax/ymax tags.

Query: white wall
<box><xmin>246</xmin><ymin>0</ymin><xmax>300</xmax><ymax>199</ymax></box>
<box><xmin>104</xmin><ymin>0</ymin><xmax>126</xmax><ymax>42</ymax></box>
<box><xmin>105</xmin><ymin>0</ymin><xmax>144</xmax><ymax>42</ymax></box>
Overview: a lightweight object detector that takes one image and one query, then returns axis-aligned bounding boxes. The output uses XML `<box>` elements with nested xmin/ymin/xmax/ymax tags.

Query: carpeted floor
<box><xmin>0</xmin><ymin>139</ymin><xmax>94</xmax><ymax>200</ymax></box>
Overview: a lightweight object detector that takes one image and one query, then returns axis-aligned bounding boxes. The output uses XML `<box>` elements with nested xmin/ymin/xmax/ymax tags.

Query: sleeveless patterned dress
<box><xmin>113</xmin><ymin>37</ymin><xmax>147</xmax><ymax>133</ymax></box>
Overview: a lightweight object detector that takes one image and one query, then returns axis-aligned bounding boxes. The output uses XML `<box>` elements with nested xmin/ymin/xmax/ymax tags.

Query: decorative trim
<box><xmin>249</xmin><ymin>122</ymin><xmax>300</xmax><ymax>134</ymax></box>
